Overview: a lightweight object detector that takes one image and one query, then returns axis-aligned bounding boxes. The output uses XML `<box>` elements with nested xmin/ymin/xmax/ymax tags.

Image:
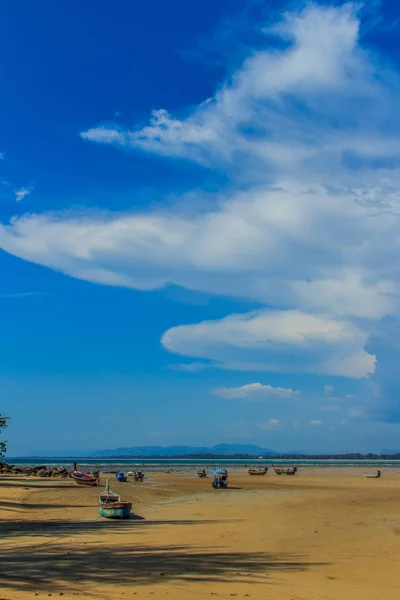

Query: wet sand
<box><xmin>1</xmin><ymin>469</ymin><xmax>400</xmax><ymax>599</ymax></box>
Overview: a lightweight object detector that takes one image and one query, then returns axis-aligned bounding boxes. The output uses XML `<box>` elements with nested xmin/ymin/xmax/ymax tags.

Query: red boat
<box><xmin>248</xmin><ymin>467</ymin><xmax>268</xmax><ymax>475</ymax></box>
<box><xmin>71</xmin><ymin>470</ymin><xmax>99</xmax><ymax>486</ymax></box>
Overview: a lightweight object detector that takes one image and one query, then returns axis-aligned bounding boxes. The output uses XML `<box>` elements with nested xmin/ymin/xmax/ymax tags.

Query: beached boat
<box><xmin>71</xmin><ymin>470</ymin><xmax>99</xmax><ymax>486</ymax></box>
<box><xmin>99</xmin><ymin>480</ymin><xmax>132</xmax><ymax>519</ymax></box>
<box><xmin>197</xmin><ymin>469</ymin><xmax>207</xmax><ymax>478</ymax></box>
<box><xmin>115</xmin><ymin>471</ymin><xmax>127</xmax><ymax>482</ymax></box>
<box><xmin>272</xmin><ymin>465</ymin><xmax>297</xmax><ymax>476</ymax></box>
<box><xmin>133</xmin><ymin>470</ymin><xmax>145</xmax><ymax>482</ymax></box>
<box><xmin>364</xmin><ymin>470</ymin><xmax>381</xmax><ymax>479</ymax></box>
<box><xmin>248</xmin><ymin>467</ymin><xmax>268</xmax><ymax>475</ymax></box>
<box><xmin>212</xmin><ymin>467</ymin><xmax>228</xmax><ymax>489</ymax></box>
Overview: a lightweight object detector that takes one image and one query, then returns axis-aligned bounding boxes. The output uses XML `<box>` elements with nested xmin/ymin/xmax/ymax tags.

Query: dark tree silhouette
<box><xmin>0</xmin><ymin>414</ymin><xmax>9</xmax><ymax>458</ymax></box>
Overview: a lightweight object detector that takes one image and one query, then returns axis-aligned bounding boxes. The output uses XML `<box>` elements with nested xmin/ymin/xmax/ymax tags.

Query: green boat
<box><xmin>99</xmin><ymin>480</ymin><xmax>132</xmax><ymax>519</ymax></box>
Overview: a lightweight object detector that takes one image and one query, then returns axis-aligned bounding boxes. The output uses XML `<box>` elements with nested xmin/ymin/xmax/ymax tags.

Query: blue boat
<box><xmin>100</xmin><ymin>505</ymin><xmax>131</xmax><ymax>519</ymax></box>
<box><xmin>115</xmin><ymin>470</ymin><xmax>127</xmax><ymax>482</ymax></box>
<box><xmin>212</xmin><ymin>467</ymin><xmax>228</xmax><ymax>489</ymax></box>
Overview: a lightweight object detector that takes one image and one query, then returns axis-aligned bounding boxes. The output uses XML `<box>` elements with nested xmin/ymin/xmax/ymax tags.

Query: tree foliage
<box><xmin>0</xmin><ymin>414</ymin><xmax>9</xmax><ymax>458</ymax></box>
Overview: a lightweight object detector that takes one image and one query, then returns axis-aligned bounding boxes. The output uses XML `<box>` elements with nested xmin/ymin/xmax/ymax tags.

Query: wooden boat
<box><xmin>364</xmin><ymin>470</ymin><xmax>381</xmax><ymax>479</ymax></box>
<box><xmin>272</xmin><ymin>465</ymin><xmax>297</xmax><ymax>476</ymax></box>
<box><xmin>133</xmin><ymin>470</ymin><xmax>145</xmax><ymax>482</ymax></box>
<box><xmin>248</xmin><ymin>467</ymin><xmax>268</xmax><ymax>475</ymax></box>
<box><xmin>197</xmin><ymin>469</ymin><xmax>207</xmax><ymax>478</ymax></box>
<box><xmin>115</xmin><ymin>471</ymin><xmax>127</xmax><ymax>482</ymax></box>
<box><xmin>71</xmin><ymin>470</ymin><xmax>99</xmax><ymax>486</ymax></box>
<box><xmin>212</xmin><ymin>467</ymin><xmax>228</xmax><ymax>489</ymax></box>
<box><xmin>99</xmin><ymin>480</ymin><xmax>132</xmax><ymax>519</ymax></box>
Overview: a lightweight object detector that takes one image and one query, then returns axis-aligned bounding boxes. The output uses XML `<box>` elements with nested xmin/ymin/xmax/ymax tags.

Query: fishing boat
<box><xmin>272</xmin><ymin>465</ymin><xmax>297</xmax><ymax>476</ymax></box>
<box><xmin>248</xmin><ymin>467</ymin><xmax>268</xmax><ymax>475</ymax></box>
<box><xmin>197</xmin><ymin>469</ymin><xmax>207</xmax><ymax>478</ymax></box>
<box><xmin>212</xmin><ymin>467</ymin><xmax>228</xmax><ymax>489</ymax></box>
<box><xmin>115</xmin><ymin>471</ymin><xmax>127</xmax><ymax>482</ymax></box>
<box><xmin>133</xmin><ymin>470</ymin><xmax>145</xmax><ymax>482</ymax></box>
<box><xmin>364</xmin><ymin>470</ymin><xmax>381</xmax><ymax>479</ymax></box>
<box><xmin>99</xmin><ymin>480</ymin><xmax>132</xmax><ymax>519</ymax></box>
<box><xmin>71</xmin><ymin>470</ymin><xmax>99</xmax><ymax>486</ymax></box>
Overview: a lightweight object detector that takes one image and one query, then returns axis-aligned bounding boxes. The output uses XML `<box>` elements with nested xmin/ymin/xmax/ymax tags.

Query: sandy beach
<box><xmin>1</xmin><ymin>469</ymin><xmax>399</xmax><ymax>600</ymax></box>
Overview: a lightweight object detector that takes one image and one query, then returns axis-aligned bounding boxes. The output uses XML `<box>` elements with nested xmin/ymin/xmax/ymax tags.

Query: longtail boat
<box><xmin>99</xmin><ymin>480</ymin><xmax>132</xmax><ymax>519</ymax></box>
<box><xmin>212</xmin><ymin>467</ymin><xmax>228</xmax><ymax>489</ymax></box>
<box><xmin>133</xmin><ymin>470</ymin><xmax>145</xmax><ymax>482</ymax></box>
<box><xmin>71</xmin><ymin>470</ymin><xmax>99</xmax><ymax>486</ymax></box>
<box><xmin>272</xmin><ymin>465</ymin><xmax>297</xmax><ymax>476</ymax></box>
<box><xmin>364</xmin><ymin>470</ymin><xmax>381</xmax><ymax>479</ymax></box>
<box><xmin>248</xmin><ymin>467</ymin><xmax>268</xmax><ymax>475</ymax></box>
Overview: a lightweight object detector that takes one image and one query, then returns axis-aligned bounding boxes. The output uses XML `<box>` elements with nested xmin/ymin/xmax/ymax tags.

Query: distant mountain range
<box><xmin>22</xmin><ymin>443</ymin><xmax>278</xmax><ymax>458</ymax></box>
<box><xmin>91</xmin><ymin>443</ymin><xmax>278</xmax><ymax>457</ymax></box>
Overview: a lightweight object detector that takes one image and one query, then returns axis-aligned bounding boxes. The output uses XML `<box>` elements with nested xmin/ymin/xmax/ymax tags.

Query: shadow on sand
<box><xmin>0</xmin><ymin>517</ymin><xmax>239</xmax><ymax>538</ymax></box>
<box><xmin>0</xmin><ymin>542</ymin><xmax>327</xmax><ymax>591</ymax></box>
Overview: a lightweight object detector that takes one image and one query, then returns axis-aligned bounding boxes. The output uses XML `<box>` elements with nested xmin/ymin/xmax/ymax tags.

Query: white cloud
<box><xmin>170</xmin><ymin>362</ymin><xmax>210</xmax><ymax>372</ymax></box>
<box><xmin>14</xmin><ymin>187</ymin><xmax>32</xmax><ymax>203</ymax></box>
<box><xmin>324</xmin><ymin>385</ymin><xmax>333</xmax><ymax>395</ymax></box>
<box><xmin>309</xmin><ymin>420</ymin><xmax>323</xmax><ymax>426</ymax></box>
<box><xmin>260</xmin><ymin>419</ymin><xmax>281</xmax><ymax>430</ymax></box>
<box><xmin>162</xmin><ymin>309</ymin><xmax>375</xmax><ymax>377</ymax></box>
<box><xmin>2</xmin><ymin>3</ymin><xmax>400</xmax><ymax>378</ymax></box>
<box><xmin>348</xmin><ymin>408</ymin><xmax>366</xmax><ymax>419</ymax></box>
<box><xmin>213</xmin><ymin>382</ymin><xmax>300</xmax><ymax>399</ymax></box>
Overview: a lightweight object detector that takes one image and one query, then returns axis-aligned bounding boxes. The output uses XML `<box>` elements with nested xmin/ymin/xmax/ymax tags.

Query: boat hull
<box><xmin>100</xmin><ymin>506</ymin><xmax>131</xmax><ymax>519</ymax></box>
<box><xmin>71</xmin><ymin>471</ymin><xmax>99</xmax><ymax>486</ymax></box>
<box><xmin>273</xmin><ymin>467</ymin><xmax>297</xmax><ymax>476</ymax></box>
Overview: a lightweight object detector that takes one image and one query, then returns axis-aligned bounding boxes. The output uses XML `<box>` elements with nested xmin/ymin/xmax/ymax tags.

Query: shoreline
<box><xmin>4</xmin><ymin>460</ymin><xmax>400</xmax><ymax>473</ymax></box>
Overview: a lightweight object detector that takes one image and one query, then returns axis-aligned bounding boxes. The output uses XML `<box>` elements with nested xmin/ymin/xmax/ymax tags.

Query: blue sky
<box><xmin>2</xmin><ymin>0</ymin><xmax>400</xmax><ymax>456</ymax></box>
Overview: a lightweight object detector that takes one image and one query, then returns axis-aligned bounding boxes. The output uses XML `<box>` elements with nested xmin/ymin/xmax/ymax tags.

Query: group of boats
<box><xmin>71</xmin><ymin>468</ymin><xmax>140</xmax><ymax>519</ymax></box>
<box><xmin>71</xmin><ymin>468</ymin><xmax>144</xmax><ymax>487</ymax></box>
<box><xmin>195</xmin><ymin>464</ymin><xmax>299</xmax><ymax>488</ymax></box>
<box><xmin>71</xmin><ymin>462</ymin><xmax>300</xmax><ymax>518</ymax></box>
<box><xmin>197</xmin><ymin>465</ymin><xmax>298</xmax><ymax>480</ymax></box>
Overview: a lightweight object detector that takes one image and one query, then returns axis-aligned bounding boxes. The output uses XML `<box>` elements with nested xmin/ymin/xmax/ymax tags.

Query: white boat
<box><xmin>364</xmin><ymin>470</ymin><xmax>381</xmax><ymax>479</ymax></box>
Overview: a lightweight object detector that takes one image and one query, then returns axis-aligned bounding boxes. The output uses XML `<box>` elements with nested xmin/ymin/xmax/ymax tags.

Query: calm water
<box><xmin>6</xmin><ymin>457</ymin><xmax>400</xmax><ymax>468</ymax></box>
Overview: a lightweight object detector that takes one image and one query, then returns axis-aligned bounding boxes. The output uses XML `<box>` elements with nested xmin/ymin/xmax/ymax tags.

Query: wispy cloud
<box><xmin>0</xmin><ymin>291</ymin><xmax>52</xmax><ymax>299</ymax></box>
<box><xmin>169</xmin><ymin>362</ymin><xmax>211</xmax><ymax>372</ymax></box>
<box><xmin>260</xmin><ymin>419</ymin><xmax>281</xmax><ymax>430</ymax></box>
<box><xmin>14</xmin><ymin>187</ymin><xmax>32</xmax><ymax>202</ymax></box>
<box><xmin>213</xmin><ymin>382</ymin><xmax>300</xmax><ymax>399</ymax></box>
<box><xmin>309</xmin><ymin>420</ymin><xmax>324</xmax><ymax>427</ymax></box>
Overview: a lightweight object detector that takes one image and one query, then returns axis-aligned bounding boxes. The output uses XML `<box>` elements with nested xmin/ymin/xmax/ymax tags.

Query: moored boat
<box><xmin>212</xmin><ymin>467</ymin><xmax>228</xmax><ymax>488</ymax></box>
<box><xmin>133</xmin><ymin>470</ymin><xmax>145</xmax><ymax>482</ymax></box>
<box><xmin>100</xmin><ymin>480</ymin><xmax>132</xmax><ymax>519</ymax></box>
<box><xmin>71</xmin><ymin>470</ymin><xmax>99</xmax><ymax>486</ymax></box>
<box><xmin>364</xmin><ymin>470</ymin><xmax>381</xmax><ymax>479</ymax></box>
<box><xmin>115</xmin><ymin>471</ymin><xmax>127</xmax><ymax>482</ymax></box>
<box><xmin>272</xmin><ymin>465</ymin><xmax>297</xmax><ymax>476</ymax></box>
<box><xmin>248</xmin><ymin>467</ymin><xmax>268</xmax><ymax>475</ymax></box>
<box><xmin>197</xmin><ymin>469</ymin><xmax>207</xmax><ymax>478</ymax></box>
